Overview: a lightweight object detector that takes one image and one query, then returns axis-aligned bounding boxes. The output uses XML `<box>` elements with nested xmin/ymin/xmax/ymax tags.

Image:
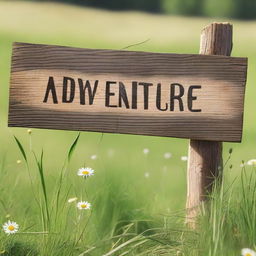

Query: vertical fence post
<box><xmin>185</xmin><ymin>22</ymin><xmax>233</xmax><ymax>227</ymax></box>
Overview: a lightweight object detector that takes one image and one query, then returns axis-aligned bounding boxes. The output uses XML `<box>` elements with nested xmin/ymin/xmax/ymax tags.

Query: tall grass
<box><xmin>10</xmin><ymin>133</ymin><xmax>82</xmax><ymax>255</ymax></box>
<box><xmin>83</xmin><ymin>158</ymin><xmax>256</xmax><ymax>256</ymax></box>
<box><xmin>1</xmin><ymin>133</ymin><xmax>254</xmax><ymax>255</ymax></box>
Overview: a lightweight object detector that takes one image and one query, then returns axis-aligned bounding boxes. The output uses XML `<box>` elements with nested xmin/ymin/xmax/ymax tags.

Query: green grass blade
<box><xmin>33</xmin><ymin>150</ymin><xmax>50</xmax><ymax>229</ymax></box>
<box><xmin>13</xmin><ymin>135</ymin><xmax>27</xmax><ymax>163</ymax></box>
<box><xmin>68</xmin><ymin>133</ymin><xmax>80</xmax><ymax>162</ymax></box>
<box><xmin>54</xmin><ymin>133</ymin><xmax>80</xmax><ymax>227</ymax></box>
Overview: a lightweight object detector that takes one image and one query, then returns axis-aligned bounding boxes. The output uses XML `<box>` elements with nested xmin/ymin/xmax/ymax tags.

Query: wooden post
<box><xmin>186</xmin><ymin>22</ymin><xmax>233</xmax><ymax>227</ymax></box>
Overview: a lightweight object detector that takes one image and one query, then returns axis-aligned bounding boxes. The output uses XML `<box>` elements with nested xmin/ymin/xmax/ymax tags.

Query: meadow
<box><xmin>0</xmin><ymin>1</ymin><xmax>256</xmax><ymax>255</ymax></box>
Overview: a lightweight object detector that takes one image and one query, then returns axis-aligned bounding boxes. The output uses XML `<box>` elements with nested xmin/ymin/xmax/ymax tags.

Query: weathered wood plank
<box><xmin>8</xmin><ymin>42</ymin><xmax>247</xmax><ymax>141</ymax></box>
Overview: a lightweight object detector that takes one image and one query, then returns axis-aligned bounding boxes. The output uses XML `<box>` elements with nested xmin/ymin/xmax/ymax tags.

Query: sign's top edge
<box><xmin>12</xmin><ymin>41</ymin><xmax>248</xmax><ymax>62</ymax></box>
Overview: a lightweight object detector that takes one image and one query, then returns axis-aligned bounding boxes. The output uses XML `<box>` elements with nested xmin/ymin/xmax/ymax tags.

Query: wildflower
<box><xmin>16</xmin><ymin>160</ymin><xmax>21</xmax><ymax>164</ymax></box>
<box><xmin>77</xmin><ymin>167</ymin><xmax>94</xmax><ymax>178</ymax></box>
<box><xmin>68</xmin><ymin>197</ymin><xmax>78</xmax><ymax>203</ymax></box>
<box><xmin>143</xmin><ymin>148</ymin><xmax>149</xmax><ymax>155</ymax></box>
<box><xmin>164</xmin><ymin>152</ymin><xmax>172</xmax><ymax>159</ymax></box>
<box><xmin>107</xmin><ymin>149</ymin><xmax>114</xmax><ymax>157</ymax></box>
<box><xmin>144</xmin><ymin>172</ymin><xmax>150</xmax><ymax>178</ymax></box>
<box><xmin>181</xmin><ymin>156</ymin><xmax>188</xmax><ymax>161</ymax></box>
<box><xmin>241</xmin><ymin>248</ymin><xmax>256</xmax><ymax>256</ymax></box>
<box><xmin>3</xmin><ymin>220</ymin><xmax>19</xmax><ymax>235</ymax></box>
<box><xmin>27</xmin><ymin>129</ymin><xmax>32</xmax><ymax>134</ymax></box>
<box><xmin>77</xmin><ymin>201</ymin><xmax>91</xmax><ymax>210</ymax></box>
<box><xmin>240</xmin><ymin>161</ymin><xmax>246</xmax><ymax>167</ymax></box>
<box><xmin>91</xmin><ymin>155</ymin><xmax>97</xmax><ymax>160</ymax></box>
<box><xmin>247</xmin><ymin>159</ymin><xmax>256</xmax><ymax>166</ymax></box>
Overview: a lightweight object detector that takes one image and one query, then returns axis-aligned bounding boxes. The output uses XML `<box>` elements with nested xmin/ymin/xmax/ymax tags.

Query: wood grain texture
<box><xmin>186</xmin><ymin>22</ymin><xmax>232</xmax><ymax>227</ymax></box>
<box><xmin>8</xmin><ymin>42</ymin><xmax>247</xmax><ymax>141</ymax></box>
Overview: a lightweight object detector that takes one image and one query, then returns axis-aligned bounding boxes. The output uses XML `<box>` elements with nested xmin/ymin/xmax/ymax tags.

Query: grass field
<box><xmin>0</xmin><ymin>1</ymin><xmax>256</xmax><ymax>255</ymax></box>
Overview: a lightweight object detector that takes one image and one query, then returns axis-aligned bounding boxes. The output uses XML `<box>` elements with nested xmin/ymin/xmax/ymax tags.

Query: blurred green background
<box><xmin>13</xmin><ymin>0</ymin><xmax>256</xmax><ymax>19</ymax></box>
<box><xmin>0</xmin><ymin>0</ymin><xmax>255</xmax><ymax>255</ymax></box>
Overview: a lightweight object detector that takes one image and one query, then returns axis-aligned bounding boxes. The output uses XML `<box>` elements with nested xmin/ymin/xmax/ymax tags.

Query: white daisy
<box><xmin>241</xmin><ymin>248</ymin><xmax>256</xmax><ymax>256</ymax></box>
<box><xmin>107</xmin><ymin>149</ymin><xmax>114</xmax><ymax>157</ymax></box>
<box><xmin>77</xmin><ymin>201</ymin><xmax>91</xmax><ymax>210</ymax></box>
<box><xmin>68</xmin><ymin>197</ymin><xmax>78</xmax><ymax>203</ymax></box>
<box><xmin>164</xmin><ymin>152</ymin><xmax>172</xmax><ymax>159</ymax></box>
<box><xmin>3</xmin><ymin>220</ymin><xmax>19</xmax><ymax>235</ymax></box>
<box><xmin>144</xmin><ymin>172</ymin><xmax>150</xmax><ymax>178</ymax></box>
<box><xmin>247</xmin><ymin>159</ymin><xmax>256</xmax><ymax>166</ymax></box>
<box><xmin>181</xmin><ymin>156</ymin><xmax>188</xmax><ymax>161</ymax></box>
<box><xmin>90</xmin><ymin>155</ymin><xmax>97</xmax><ymax>160</ymax></box>
<box><xmin>77</xmin><ymin>167</ymin><xmax>94</xmax><ymax>178</ymax></box>
<box><xmin>143</xmin><ymin>148</ymin><xmax>149</xmax><ymax>155</ymax></box>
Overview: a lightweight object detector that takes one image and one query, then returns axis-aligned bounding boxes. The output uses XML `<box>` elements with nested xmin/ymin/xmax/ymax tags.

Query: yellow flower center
<box><xmin>245</xmin><ymin>253</ymin><xmax>252</xmax><ymax>256</ymax></box>
<box><xmin>8</xmin><ymin>225</ymin><xmax>15</xmax><ymax>231</ymax></box>
<box><xmin>81</xmin><ymin>204</ymin><xmax>87</xmax><ymax>208</ymax></box>
<box><xmin>82</xmin><ymin>170</ymin><xmax>89</xmax><ymax>175</ymax></box>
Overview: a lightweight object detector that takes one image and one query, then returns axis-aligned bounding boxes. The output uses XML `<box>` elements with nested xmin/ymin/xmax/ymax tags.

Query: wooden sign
<box><xmin>8</xmin><ymin>42</ymin><xmax>247</xmax><ymax>142</ymax></box>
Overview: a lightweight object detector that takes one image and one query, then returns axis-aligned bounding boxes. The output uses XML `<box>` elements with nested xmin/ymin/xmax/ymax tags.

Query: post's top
<box><xmin>200</xmin><ymin>22</ymin><xmax>233</xmax><ymax>56</ymax></box>
<box><xmin>203</xmin><ymin>22</ymin><xmax>232</xmax><ymax>29</ymax></box>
